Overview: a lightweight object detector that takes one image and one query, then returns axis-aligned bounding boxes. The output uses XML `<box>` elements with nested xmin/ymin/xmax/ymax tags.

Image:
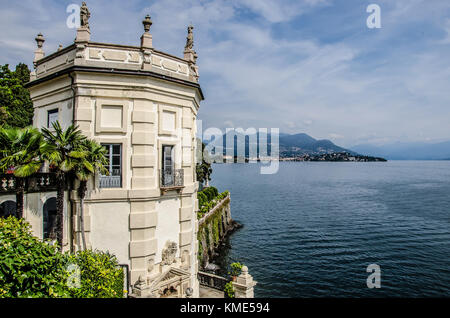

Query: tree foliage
<box><xmin>0</xmin><ymin>217</ymin><xmax>70</xmax><ymax>298</ymax></box>
<box><xmin>0</xmin><ymin>64</ymin><xmax>33</xmax><ymax>128</ymax></box>
<box><xmin>41</xmin><ymin>122</ymin><xmax>88</xmax><ymax>245</ymax></box>
<box><xmin>196</xmin><ymin>141</ymin><xmax>212</xmax><ymax>185</ymax></box>
<box><xmin>0</xmin><ymin>126</ymin><xmax>43</xmax><ymax>176</ymax></box>
<box><xmin>41</xmin><ymin>122</ymin><xmax>88</xmax><ymax>175</ymax></box>
<box><xmin>0</xmin><ymin>126</ymin><xmax>45</xmax><ymax>217</ymax></box>
<box><xmin>67</xmin><ymin>250</ymin><xmax>124</xmax><ymax>298</ymax></box>
<box><xmin>224</xmin><ymin>281</ymin><xmax>235</xmax><ymax>298</ymax></box>
<box><xmin>73</xmin><ymin>139</ymin><xmax>109</xmax><ymax>184</ymax></box>
<box><xmin>0</xmin><ymin>122</ymin><xmax>108</xmax><ymax>248</ymax></box>
<box><xmin>0</xmin><ymin>217</ymin><xmax>124</xmax><ymax>298</ymax></box>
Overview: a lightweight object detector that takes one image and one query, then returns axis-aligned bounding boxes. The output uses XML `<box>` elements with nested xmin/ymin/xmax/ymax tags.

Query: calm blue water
<box><xmin>210</xmin><ymin>161</ymin><xmax>450</xmax><ymax>297</ymax></box>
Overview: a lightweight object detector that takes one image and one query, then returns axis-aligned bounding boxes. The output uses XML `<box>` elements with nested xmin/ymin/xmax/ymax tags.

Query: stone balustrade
<box><xmin>233</xmin><ymin>266</ymin><xmax>257</xmax><ymax>298</ymax></box>
<box><xmin>198</xmin><ymin>267</ymin><xmax>257</xmax><ymax>298</ymax></box>
<box><xmin>32</xmin><ymin>42</ymin><xmax>196</xmax><ymax>83</ymax></box>
<box><xmin>0</xmin><ymin>173</ymin><xmax>57</xmax><ymax>193</ymax></box>
<box><xmin>198</xmin><ymin>194</ymin><xmax>231</xmax><ymax>226</ymax></box>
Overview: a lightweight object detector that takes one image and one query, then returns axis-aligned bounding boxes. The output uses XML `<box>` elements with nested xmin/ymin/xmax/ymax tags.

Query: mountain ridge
<box><xmin>279</xmin><ymin>133</ymin><xmax>354</xmax><ymax>156</ymax></box>
<box><xmin>203</xmin><ymin>132</ymin><xmax>356</xmax><ymax>157</ymax></box>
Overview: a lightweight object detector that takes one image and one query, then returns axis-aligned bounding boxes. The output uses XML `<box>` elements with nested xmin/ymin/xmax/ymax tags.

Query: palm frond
<box><xmin>14</xmin><ymin>161</ymin><xmax>42</xmax><ymax>178</ymax></box>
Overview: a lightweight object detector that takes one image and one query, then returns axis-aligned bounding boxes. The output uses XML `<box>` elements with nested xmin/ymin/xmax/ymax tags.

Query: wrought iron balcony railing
<box><xmin>99</xmin><ymin>175</ymin><xmax>122</xmax><ymax>188</ymax></box>
<box><xmin>160</xmin><ymin>169</ymin><xmax>184</xmax><ymax>190</ymax></box>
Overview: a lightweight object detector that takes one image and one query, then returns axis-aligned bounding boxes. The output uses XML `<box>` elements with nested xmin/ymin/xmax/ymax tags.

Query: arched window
<box><xmin>43</xmin><ymin>197</ymin><xmax>57</xmax><ymax>240</ymax></box>
<box><xmin>0</xmin><ymin>200</ymin><xmax>16</xmax><ymax>218</ymax></box>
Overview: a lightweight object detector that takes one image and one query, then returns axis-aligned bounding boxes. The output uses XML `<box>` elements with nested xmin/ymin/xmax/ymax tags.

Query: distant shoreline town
<box><xmin>279</xmin><ymin>152</ymin><xmax>387</xmax><ymax>162</ymax></box>
<box><xmin>215</xmin><ymin>152</ymin><xmax>387</xmax><ymax>163</ymax></box>
<box><xmin>204</xmin><ymin>132</ymin><xmax>389</xmax><ymax>163</ymax></box>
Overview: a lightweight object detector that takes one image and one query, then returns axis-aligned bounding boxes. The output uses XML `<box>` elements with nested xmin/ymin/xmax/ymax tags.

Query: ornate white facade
<box><xmin>22</xmin><ymin>7</ymin><xmax>203</xmax><ymax>298</ymax></box>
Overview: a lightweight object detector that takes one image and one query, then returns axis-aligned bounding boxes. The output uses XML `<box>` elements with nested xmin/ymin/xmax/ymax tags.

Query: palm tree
<box><xmin>41</xmin><ymin>122</ymin><xmax>87</xmax><ymax>246</ymax></box>
<box><xmin>0</xmin><ymin>126</ymin><xmax>44</xmax><ymax>218</ymax></box>
<box><xmin>73</xmin><ymin>139</ymin><xmax>108</xmax><ymax>250</ymax></box>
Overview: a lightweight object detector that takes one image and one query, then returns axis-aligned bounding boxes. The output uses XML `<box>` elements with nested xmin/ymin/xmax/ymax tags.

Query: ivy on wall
<box><xmin>197</xmin><ymin>195</ymin><xmax>230</xmax><ymax>267</ymax></box>
<box><xmin>197</xmin><ymin>187</ymin><xmax>229</xmax><ymax>219</ymax></box>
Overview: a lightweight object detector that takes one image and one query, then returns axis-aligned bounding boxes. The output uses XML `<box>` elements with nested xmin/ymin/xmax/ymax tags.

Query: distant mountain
<box><xmin>351</xmin><ymin>141</ymin><xmax>450</xmax><ymax>160</ymax></box>
<box><xmin>279</xmin><ymin>133</ymin><xmax>353</xmax><ymax>156</ymax></box>
<box><xmin>278</xmin><ymin>133</ymin><xmax>317</xmax><ymax>147</ymax></box>
<box><xmin>203</xmin><ymin>132</ymin><xmax>355</xmax><ymax>157</ymax></box>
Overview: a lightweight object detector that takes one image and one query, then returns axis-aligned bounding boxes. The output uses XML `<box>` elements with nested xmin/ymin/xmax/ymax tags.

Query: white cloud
<box><xmin>235</xmin><ymin>0</ymin><xmax>324</xmax><ymax>23</ymax></box>
<box><xmin>438</xmin><ymin>19</ymin><xmax>450</xmax><ymax>44</ymax></box>
<box><xmin>329</xmin><ymin>133</ymin><xmax>344</xmax><ymax>140</ymax></box>
<box><xmin>1</xmin><ymin>0</ymin><xmax>450</xmax><ymax>147</ymax></box>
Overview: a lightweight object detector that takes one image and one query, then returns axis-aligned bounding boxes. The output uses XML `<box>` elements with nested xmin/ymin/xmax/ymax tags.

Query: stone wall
<box><xmin>197</xmin><ymin>194</ymin><xmax>234</xmax><ymax>268</ymax></box>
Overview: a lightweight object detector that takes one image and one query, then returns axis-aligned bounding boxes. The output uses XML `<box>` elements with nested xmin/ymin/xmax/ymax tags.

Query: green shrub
<box><xmin>212</xmin><ymin>187</ymin><xmax>219</xmax><ymax>197</ymax></box>
<box><xmin>224</xmin><ymin>281</ymin><xmax>235</xmax><ymax>298</ymax></box>
<box><xmin>220</xmin><ymin>190</ymin><xmax>229</xmax><ymax>199</ymax></box>
<box><xmin>197</xmin><ymin>191</ymin><xmax>207</xmax><ymax>208</ymax></box>
<box><xmin>68</xmin><ymin>249</ymin><xmax>124</xmax><ymax>298</ymax></box>
<box><xmin>203</xmin><ymin>187</ymin><xmax>218</xmax><ymax>201</ymax></box>
<box><xmin>0</xmin><ymin>217</ymin><xmax>70</xmax><ymax>298</ymax></box>
<box><xmin>197</xmin><ymin>189</ymin><xmax>229</xmax><ymax>219</ymax></box>
<box><xmin>229</xmin><ymin>262</ymin><xmax>243</xmax><ymax>277</ymax></box>
<box><xmin>0</xmin><ymin>217</ymin><xmax>124</xmax><ymax>298</ymax></box>
<box><xmin>201</xmin><ymin>188</ymin><xmax>211</xmax><ymax>201</ymax></box>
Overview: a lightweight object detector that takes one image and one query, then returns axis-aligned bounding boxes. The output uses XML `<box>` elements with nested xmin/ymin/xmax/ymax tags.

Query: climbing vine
<box><xmin>197</xmin><ymin>195</ymin><xmax>230</xmax><ymax>268</ymax></box>
<box><xmin>197</xmin><ymin>187</ymin><xmax>229</xmax><ymax>219</ymax></box>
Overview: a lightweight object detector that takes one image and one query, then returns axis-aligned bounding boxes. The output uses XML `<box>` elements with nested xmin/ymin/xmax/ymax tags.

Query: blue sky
<box><xmin>1</xmin><ymin>0</ymin><xmax>450</xmax><ymax>147</ymax></box>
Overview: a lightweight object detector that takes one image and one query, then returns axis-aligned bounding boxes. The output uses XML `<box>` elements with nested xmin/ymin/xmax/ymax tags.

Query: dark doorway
<box><xmin>0</xmin><ymin>200</ymin><xmax>16</xmax><ymax>218</ymax></box>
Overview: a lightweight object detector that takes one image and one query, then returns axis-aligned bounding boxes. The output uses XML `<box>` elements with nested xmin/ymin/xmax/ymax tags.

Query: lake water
<box><xmin>210</xmin><ymin>161</ymin><xmax>450</xmax><ymax>297</ymax></box>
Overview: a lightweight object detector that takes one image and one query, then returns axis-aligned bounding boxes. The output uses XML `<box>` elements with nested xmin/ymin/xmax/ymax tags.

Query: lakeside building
<box><xmin>1</xmin><ymin>4</ymin><xmax>203</xmax><ymax>298</ymax></box>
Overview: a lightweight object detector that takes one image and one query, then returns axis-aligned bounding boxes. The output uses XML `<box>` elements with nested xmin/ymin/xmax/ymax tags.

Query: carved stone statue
<box><xmin>147</xmin><ymin>258</ymin><xmax>154</xmax><ymax>273</ymax></box>
<box><xmin>161</xmin><ymin>241</ymin><xmax>177</xmax><ymax>265</ymax></box>
<box><xmin>184</xmin><ymin>25</ymin><xmax>194</xmax><ymax>52</ymax></box>
<box><xmin>80</xmin><ymin>2</ymin><xmax>91</xmax><ymax>30</ymax></box>
<box><xmin>134</xmin><ymin>275</ymin><xmax>146</xmax><ymax>289</ymax></box>
<box><xmin>190</xmin><ymin>62</ymin><xmax>199</xmax><ymax>81</ymax></box>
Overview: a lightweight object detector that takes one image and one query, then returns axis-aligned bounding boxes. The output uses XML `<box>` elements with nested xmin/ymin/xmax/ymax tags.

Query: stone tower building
<box><xmin>25</xmin><ymin>4</ymin><xmax>203</xmax><ymax>297</ymax></box>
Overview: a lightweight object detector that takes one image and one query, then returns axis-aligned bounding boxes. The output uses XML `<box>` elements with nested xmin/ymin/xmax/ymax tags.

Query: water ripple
<box><xmin>212</xmin><ymin>161</ymin><xmax>450</xmax><ymax>297</ymax></box>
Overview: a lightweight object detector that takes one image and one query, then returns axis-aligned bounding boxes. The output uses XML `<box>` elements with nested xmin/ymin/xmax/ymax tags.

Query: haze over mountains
<box><xmin>351</xmin><ymin>141</ymin><xmax>450</xmax><ymax>160</ymax></box>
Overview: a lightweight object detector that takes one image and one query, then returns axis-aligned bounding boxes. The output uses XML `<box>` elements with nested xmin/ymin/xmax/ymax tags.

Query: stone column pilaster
<box><xmin>129</xmin><ymin>99</ymin><xmax>158</xmax><ymax>285</ymax></box>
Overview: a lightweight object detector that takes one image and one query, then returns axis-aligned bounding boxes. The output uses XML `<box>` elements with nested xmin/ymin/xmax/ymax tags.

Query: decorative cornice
<box><xmin>24</xmin><ymin>65</ymin><xmax>204</xmax><ymax>100</ymax></box>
